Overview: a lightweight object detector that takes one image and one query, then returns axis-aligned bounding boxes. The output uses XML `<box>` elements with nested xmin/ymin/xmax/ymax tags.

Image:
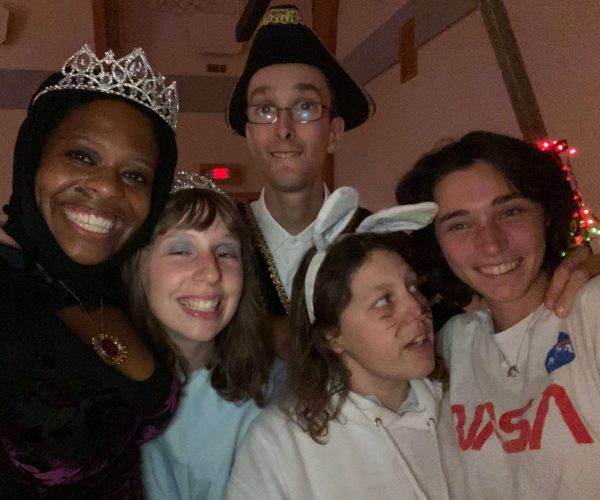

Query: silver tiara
<box><xmin>170</xmin><ymin>171</ymin><xmax>226</xmax><ymax>195</ymax></box>
<box><xmin>33</xmin><ymin>44</ymin><xmax>178</xmax><ymax>131</ymax></box>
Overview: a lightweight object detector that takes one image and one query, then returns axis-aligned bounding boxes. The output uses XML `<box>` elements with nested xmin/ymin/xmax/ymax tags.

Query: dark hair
<box><xmin>123</xmin><ymin>188</ymin><xmax>272</xmax><ymax>405</ymax></box>
<box><xmin>286</xmin><ymin>232</ymin><xmax>445</xmax><ymax>442</ymax></box>
<box><xmin>395</xmin><ymin>130</ymin><xmax>576</xmax><ymax>307</ymax></box>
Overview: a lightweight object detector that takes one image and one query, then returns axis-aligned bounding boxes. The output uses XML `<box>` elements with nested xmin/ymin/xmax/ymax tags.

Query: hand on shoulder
<box><xmin>545</xmin><ymin>245</ymin><xmax>600</xmax><ymax>318</ymax></box>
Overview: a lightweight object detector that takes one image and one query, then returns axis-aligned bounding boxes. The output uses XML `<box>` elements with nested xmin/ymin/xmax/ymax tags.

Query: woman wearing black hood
<box><xmin>0</xmin><ymin>44</ymin><xmax>180</xmax><ymax>498</ymax></box>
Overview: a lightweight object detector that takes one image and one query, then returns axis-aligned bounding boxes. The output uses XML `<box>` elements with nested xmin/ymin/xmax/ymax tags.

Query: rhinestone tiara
<box><xmin>170</xmin><ymin>171</ymin><xmax>226</xmax><ymax>195</ymax></box>
<box><xmin>33</xmin><ymin>44</ymin><xmax>178</xmax><ymax>131</ymax></box>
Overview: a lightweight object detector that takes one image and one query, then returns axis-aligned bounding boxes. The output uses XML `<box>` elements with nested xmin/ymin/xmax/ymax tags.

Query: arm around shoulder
<box><xmin>577</xmin><ymin>275</ymin><xmax>600</xmax><ymax>320</ymax></box>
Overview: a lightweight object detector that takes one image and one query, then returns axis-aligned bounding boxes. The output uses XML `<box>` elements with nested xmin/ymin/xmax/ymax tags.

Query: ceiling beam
<box><xmin>479</xmin><ymin>0</ymin><xmax>547</xmax><ymax>142</ymax></box>
<box><xmin>341</xmin><ymin>0</ymin><xmax>476</xmax><ymax>85</ymax></box>
<box><xmin>236</xmin><ymin>0</ymin><xmax>270</xmax><ymax>42</ymax></box>
<box><xmin>92</xmin><ymin>0</ymin><xmax>121</xmax><ymax>54</ymax></box>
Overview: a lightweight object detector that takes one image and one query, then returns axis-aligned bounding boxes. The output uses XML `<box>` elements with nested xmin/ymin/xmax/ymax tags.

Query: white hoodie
<box><xmin>225</xmin><ymin>378</ymin><xmax>449</xmax><ymax>500</ymax></box>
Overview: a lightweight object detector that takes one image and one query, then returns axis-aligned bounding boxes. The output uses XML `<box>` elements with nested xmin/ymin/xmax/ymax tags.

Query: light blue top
<box><xmin>142</xmin><ymin>368</ymin><xmax>261</xmax><ymax>500</ymax></box>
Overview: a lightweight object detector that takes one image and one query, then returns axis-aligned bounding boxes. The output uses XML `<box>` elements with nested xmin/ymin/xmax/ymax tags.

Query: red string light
<box><xmin>536</xmin><ymin>138</ymin><xmax>598</xmax><ymax>253</ymax></box>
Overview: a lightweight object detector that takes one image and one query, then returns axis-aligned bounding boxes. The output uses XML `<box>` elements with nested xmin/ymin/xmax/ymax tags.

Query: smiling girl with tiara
<box><xmin>0</xmin><ymin>44</ymin><xmax>179</xmax><ymax>497</ymax></box>
<box><xmin>123</xmin><ymin>173</ymin><xmax>272</xmax><ymax>499</ymax></box>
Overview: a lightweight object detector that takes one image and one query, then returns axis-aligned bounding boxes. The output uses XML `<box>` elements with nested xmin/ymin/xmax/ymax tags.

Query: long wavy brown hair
<box><xmin>286</xmin><ymin>231</ymin><xmax>446</xmax><ymax>443</ymax></box>
<box><xmin>122</xmin><ymin>188</ymin><xmax>272</xmax><ymax>405</ymax></box>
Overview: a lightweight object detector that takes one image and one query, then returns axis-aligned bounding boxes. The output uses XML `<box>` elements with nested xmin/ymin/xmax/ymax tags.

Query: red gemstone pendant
<box><xmin>92</xmin><ymin>334</ymin><xmax>128</xmax><ymax>366</ymax></box>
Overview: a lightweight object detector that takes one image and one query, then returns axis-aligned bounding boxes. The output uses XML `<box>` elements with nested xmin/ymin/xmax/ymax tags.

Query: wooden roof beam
<box><xmin>236</xmin><ymin>0</ymin><xmax>270</xmax><ymax>42</ymax></box>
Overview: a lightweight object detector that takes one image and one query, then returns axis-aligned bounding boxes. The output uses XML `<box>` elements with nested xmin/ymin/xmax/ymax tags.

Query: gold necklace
<box><xmin>58</xmin><ymin>280</ymin><xmax>128</xmax><ymax>366</ymax></box>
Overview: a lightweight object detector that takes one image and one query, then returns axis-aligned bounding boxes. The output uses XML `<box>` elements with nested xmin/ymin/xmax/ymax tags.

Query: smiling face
<box><xmin>34</xmin><ymin>99</ymin><xmax>158</xmax><ymax>265</ymax></box>
<box><xmin>244</xmin><ymin>63</ymin><xmax>344</xmax><ymax>195</ymax></box>
<box><xmin>141</xmin><ymin>215</ymin><xmax>244</xmax><ymax>362</ymax></box>
<box><xmin>329</xmin><ymin>249</ymin><xmax>434</xmax><ymax>409</ymax></box>
<box><xmin>434</xmin><ymin>162</ymin><xmax>548</xmax><ymax>325</ymax></box>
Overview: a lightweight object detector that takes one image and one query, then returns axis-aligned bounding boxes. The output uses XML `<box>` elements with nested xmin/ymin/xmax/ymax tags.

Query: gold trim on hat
<box><xmin>260</xmin><ymin>7</ymin><xmax>303</xmax><ymax>26</ymax></box>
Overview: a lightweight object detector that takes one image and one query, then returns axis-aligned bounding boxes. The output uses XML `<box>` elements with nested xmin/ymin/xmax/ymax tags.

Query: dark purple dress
<box><xmin>0</xmin><ymin>248</ymin><xmax>180</xmax><ymax>498</ymax></box>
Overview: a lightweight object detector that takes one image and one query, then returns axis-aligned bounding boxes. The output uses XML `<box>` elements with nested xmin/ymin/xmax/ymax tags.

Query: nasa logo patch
<box><xmin>545</xmin><ymin>332</ymin><xmax>575</xmax><ymax>373</ymax></box>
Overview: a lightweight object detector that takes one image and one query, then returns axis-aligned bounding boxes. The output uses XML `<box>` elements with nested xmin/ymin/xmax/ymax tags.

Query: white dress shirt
<box><xmin>251</xmin><ymin>186</ymin><xmax>329</xmax><ymax>298</ymax></box>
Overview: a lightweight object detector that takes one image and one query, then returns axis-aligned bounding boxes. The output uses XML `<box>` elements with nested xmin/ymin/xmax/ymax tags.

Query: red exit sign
<box><xmin>200</xmin><ymin>164</ymin><xmax>241</xmax><ymax>185</ymax></box>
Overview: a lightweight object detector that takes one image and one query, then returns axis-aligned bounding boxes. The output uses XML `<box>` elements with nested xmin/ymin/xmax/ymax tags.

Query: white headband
<box><xmin>304</xmin><ymin>187</ymin><xmax>438</xmax><ymax>323</ymax></box>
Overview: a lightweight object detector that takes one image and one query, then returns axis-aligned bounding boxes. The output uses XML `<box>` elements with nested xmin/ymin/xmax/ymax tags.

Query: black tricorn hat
<box><xmin>227</xmin><ymin>5</ymin><xmax>374</xmax><ymax>136</ymax></box>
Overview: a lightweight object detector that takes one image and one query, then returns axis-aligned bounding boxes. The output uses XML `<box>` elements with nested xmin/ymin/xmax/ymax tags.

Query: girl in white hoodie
<box><xmin>226</xmin><ymin>188</ymin><xmax>450</xmax><ymax>500</ymax></box>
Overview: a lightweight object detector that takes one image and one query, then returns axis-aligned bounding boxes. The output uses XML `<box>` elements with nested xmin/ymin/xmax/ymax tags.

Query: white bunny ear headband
<box><xmin>304</xmin><ymin>187</ymin><xmax>438</xmax><ymax>323</ymax></box>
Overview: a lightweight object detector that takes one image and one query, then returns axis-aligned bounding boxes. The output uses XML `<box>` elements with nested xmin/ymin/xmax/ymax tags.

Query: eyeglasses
<box><xmin>246</xmin><ymin>101</ymin><xmax>327</xmax><ymax>125</ymax></box>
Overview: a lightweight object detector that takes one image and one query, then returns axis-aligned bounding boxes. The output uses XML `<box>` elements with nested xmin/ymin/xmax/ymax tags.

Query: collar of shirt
<box><xmin>251</xmin><ymin>184</ymin><xmax>330</xmax><ymax>253</ymax></box>
<box><xmin>364</xmin><ymin>385</ymin><xmax>420</xmax><ymax>415</ymax></box>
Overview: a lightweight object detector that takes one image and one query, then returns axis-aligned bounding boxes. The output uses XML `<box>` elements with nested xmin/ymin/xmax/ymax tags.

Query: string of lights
<box><xmin>537</xmin><ymin>139</ymin><xmax>599</xmax><ymax>254</ymax></box>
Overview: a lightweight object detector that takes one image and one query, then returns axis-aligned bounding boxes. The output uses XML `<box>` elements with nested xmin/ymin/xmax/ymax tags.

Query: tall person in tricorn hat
<box><xmin>227</xmin><ymin>5</ymin><xmax>374</xmax><ymax>361</ymax></box>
